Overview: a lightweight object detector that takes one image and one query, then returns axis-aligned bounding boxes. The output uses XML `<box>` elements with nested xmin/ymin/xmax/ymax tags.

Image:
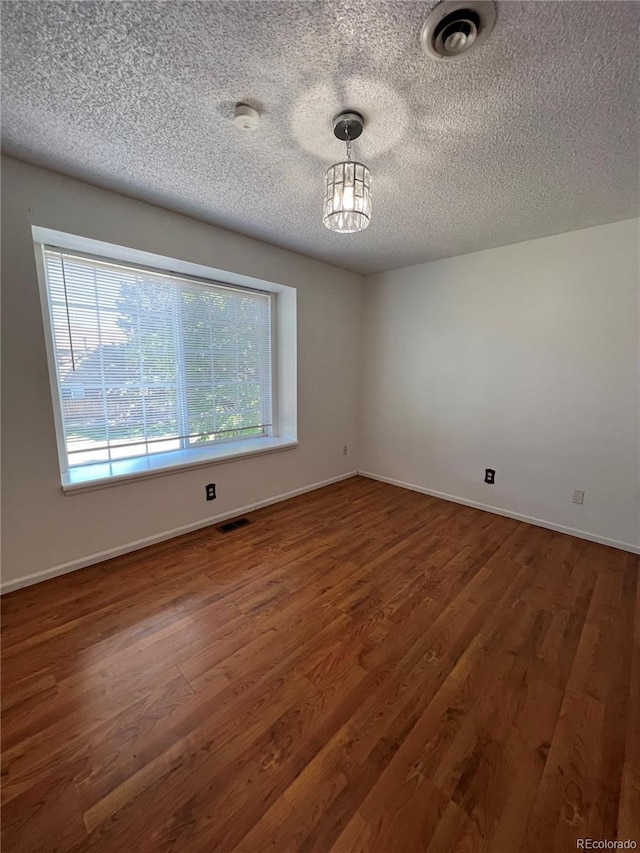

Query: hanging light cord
<box><xmin>346</xmin><ymin>136</ymin><xmax>352</xmax><ymax>162</ymax></box>
<box><xmin>60</xmin><ymin>253</ymin><xmax>77</xmax><ymax>372</ymax></box>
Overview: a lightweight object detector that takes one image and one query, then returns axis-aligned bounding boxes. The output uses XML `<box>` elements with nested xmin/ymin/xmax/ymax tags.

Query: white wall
<box><xmin>360</xmin><ymin>219</ymin><xmax>640</xmax><ymax>552</ymax></box>
<box><xmin>0</xmin><ymin>157</ymin><xmax>364</xmax><ymax>591</ymax></box>
<box><xmin>2</xmin><ymin>158</ymin><xmax>637</xmax><ymax>593</ymax></box>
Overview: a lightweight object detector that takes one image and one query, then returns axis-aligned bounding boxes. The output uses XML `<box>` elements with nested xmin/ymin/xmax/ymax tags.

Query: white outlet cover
<box><xmin>572</xmin><ymin>490</ymin><xmax>585</xmax><ymax>505</ymax></box>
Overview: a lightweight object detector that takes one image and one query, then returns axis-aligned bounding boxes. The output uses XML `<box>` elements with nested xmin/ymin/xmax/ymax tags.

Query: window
<box><xmin>39</xmin><ymin>245</ymin><xmax>294</xmax><ymax>490</ymax></box>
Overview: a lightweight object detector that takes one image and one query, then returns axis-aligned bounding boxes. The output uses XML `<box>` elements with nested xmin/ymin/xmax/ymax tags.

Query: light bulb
<box><xmin>342</xmin><ymin>185</ymin><xmax>355</xmax><ymax>211</ymax></box>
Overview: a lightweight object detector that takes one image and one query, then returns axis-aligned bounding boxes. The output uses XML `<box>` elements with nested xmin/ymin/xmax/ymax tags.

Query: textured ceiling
<box><xmin>2</xmin><ymin>1</ymin><xmax>639</xmax><ymax>274</ymax></box>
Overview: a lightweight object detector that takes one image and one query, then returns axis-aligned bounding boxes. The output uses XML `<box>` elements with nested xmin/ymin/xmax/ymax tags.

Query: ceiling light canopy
<box><xmin>323</xmin><ymin>111</ymin><xmax>371</xmax><ymax>234</ymax></box>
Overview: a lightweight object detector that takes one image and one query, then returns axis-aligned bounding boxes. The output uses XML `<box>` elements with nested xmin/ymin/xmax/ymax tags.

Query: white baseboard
<box><xmin>0</xmin><ymin>472</ymin><xmax>359</xmax><ymax>594</ymax></box>
<box><xmin>359</xmin><ymin>470</ymin><xmax>640</xmax><ymax>556</ymax></box>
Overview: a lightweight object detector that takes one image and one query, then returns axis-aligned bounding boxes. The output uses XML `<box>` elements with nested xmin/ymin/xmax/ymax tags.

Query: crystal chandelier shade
<box><xmin>323</xmin><ymin>161</ymin><xmax>371</xmax><ymax>233</ymax></box>
<box><xmin>322</xmin><ymin>111</ymin><xmax>371</xmax><ymax>234</ymax></box>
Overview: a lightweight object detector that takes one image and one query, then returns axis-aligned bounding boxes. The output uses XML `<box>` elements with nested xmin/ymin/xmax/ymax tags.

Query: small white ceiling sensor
<box><xmin>233</xmin><ymin>103</ymin><xmax>260</xmax><ymax>131</ymax></box>
<box><xmin>420</xmin><ymin>1</ymin><xmax>496</xmax><ymax>61</ymax></box>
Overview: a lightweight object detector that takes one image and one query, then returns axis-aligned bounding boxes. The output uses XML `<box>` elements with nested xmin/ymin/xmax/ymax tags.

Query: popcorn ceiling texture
<box><xmin>2</xmin><ymin>0</ymin><xmax>638</xmax><ymax>274</ymax></box>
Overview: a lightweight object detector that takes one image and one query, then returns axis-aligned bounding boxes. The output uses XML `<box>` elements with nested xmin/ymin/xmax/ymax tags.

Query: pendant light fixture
<box><xmin>323</xmin><ymin>111</ymin><xmax>371</xmax><ymax>233</ymax></box>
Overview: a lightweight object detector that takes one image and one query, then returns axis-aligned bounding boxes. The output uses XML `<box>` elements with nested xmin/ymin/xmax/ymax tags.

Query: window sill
<box><xmin>61</xmin><ymin>437</ymin><xmax>299</xmax><ymax>494</ymax></box>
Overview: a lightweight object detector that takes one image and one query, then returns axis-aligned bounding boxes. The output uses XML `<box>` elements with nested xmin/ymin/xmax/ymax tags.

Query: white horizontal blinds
<box><xmin>180</xmin><ymin>281</ymin><xmax>272</xmax><ymax>447</ymax></box>
<box><xmin>43</xmin><ymin>249</ymin><xmax>272</xmax><ymax>468</ymax></box>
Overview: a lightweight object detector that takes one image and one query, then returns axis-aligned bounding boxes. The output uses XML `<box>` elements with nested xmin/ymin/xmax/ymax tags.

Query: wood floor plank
<box><xmin>230</xmin><ymin>525</ymin><xmax>551</xmax><ymax>851</ymax></box>
<box><xmin>1</xmin><ymin>476</ymin><xmax>637</xmax><ymax>853</ymax></box>
<box><xmin>521</xmin><ymin>560</ymin><xmax>638</xmax><ymax>853</ymax></box>
<box><xmin>619</xmin><ymin>556</ymin><xmax>640</xmax><ymax>839</ymax></box>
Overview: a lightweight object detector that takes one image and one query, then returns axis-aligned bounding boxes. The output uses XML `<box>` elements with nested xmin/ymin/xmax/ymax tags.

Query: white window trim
<box><xmin>33</xmin><ymin>226</ymin><xmax>298</xmax><ymax>494</ymax></box>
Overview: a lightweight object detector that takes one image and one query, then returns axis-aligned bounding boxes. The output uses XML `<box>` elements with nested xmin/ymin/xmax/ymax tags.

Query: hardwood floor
<box><xmin>1</xmin><ymin>476</ymin><xmax>638</xmax><ymax>852</ymax></box>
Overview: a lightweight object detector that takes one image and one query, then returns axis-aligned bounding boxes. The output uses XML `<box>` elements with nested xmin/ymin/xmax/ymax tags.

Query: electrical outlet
<box><xmin>484</xmin><ymin>468</ymin><xmax>495</xmax><ymax>485</ymax></box>
<box><xmin>205</xmin><ymin>483</ymin><xmax>216</xmax><ymax>501</ymax></box>
<box><xmin>343</xmin><ymin>445</ymin><xmax>348</xmax><ymax>455</ymax></box>
<box><xmin>572</xmin><ymin>490</ymin><xmax>585</xmax><ymax>505</ymax></box>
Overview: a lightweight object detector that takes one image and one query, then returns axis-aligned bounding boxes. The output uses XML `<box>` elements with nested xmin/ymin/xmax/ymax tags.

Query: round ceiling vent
<box><xmin>420</xmin><ymin>1</ymin><xmax>496</xmax><ymax>61</ymax></box>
